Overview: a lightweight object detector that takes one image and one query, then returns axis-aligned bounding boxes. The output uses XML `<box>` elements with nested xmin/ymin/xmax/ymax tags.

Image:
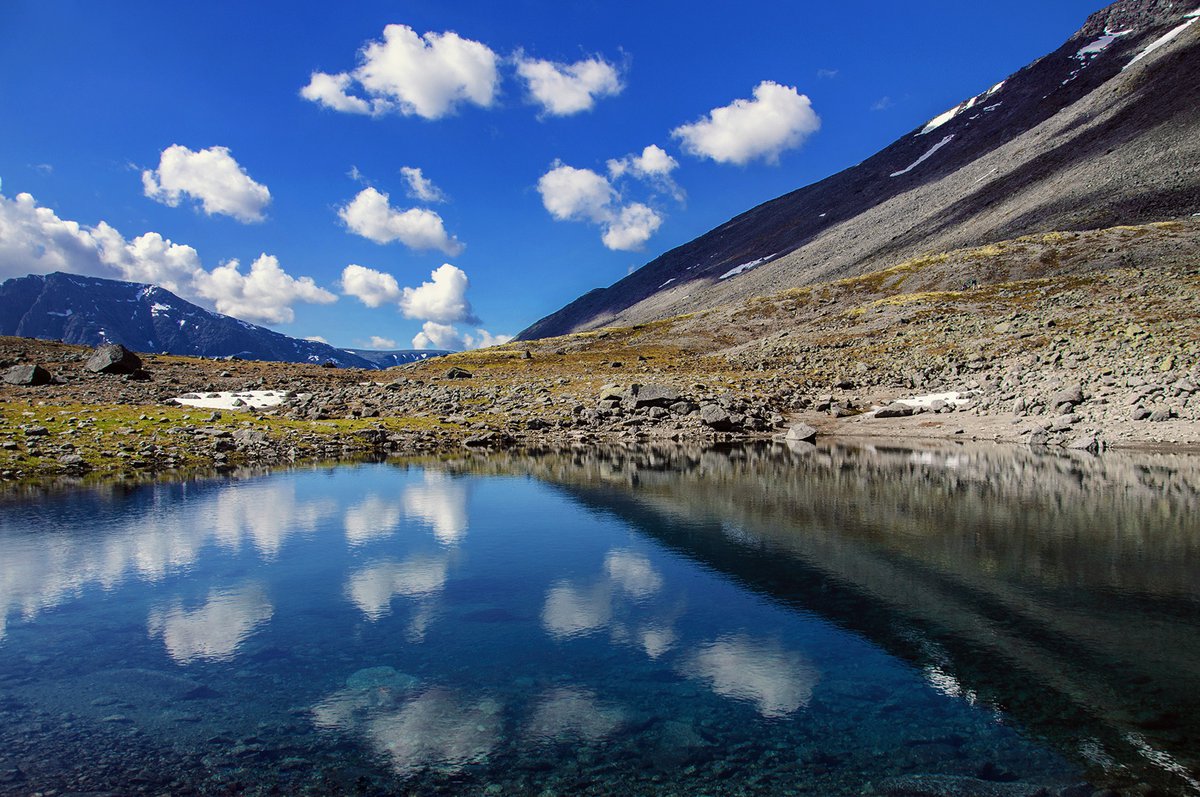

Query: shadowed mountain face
<box><xmin>424</xmin><ymin>442</ymin><xmax>1200</xmax><ymax>795</ymax></box>
<box><xmin>0</xmin><ymin>272</ymin><xmax>442</xmax><ymax>368</ymax></box>
<box><xmin>520</xmin><ymin>0</ymin><xmax>1200</xmax><ymax>340</ymax></box>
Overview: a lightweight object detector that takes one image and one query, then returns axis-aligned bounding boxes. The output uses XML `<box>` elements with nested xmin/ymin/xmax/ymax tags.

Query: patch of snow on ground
<box><xmin>890</xmin><ymin>135</ymin><xmax>954</xmax><ymax>178</ymax></box>
<box><xmin>1076</xmin><ymin>28</ymin><xmax>1132</xmax><ymax>59</ymax></box>
<box><xmin>658</xmin><ymin>278</ymin><xmax>676</xmax><ymax>289</ymax></box>
<box><xmin>46</xmin><ymin>309</ymin><xmax>73</xmax><ymax>317</ymax></box>
<box><xmin>987</xmin><ymin>81</ymin><xmax>1005</xmax><ymax>96</ymax></box>
<box><xmin>1126</xmin><ymin>17</ymin><xmax>1197</xmax><ymax>68</ymax></box>
<box><xmin>173</xmin><ymin>390</ymin><xmax>287</xmax><ymax>410</ymax></box>
<box><xmin>150</xmin><ymin>303</ymin><xmax>171</xmax><ymax>316</ymax></box>
<box><xmin>718</xmin><ymin>255</ymin><xmax>775</xmax><ymax>280</ymax></box>
<box><xmin>867</xmin><ymin>391</ymin><xmax>973</xmax><ymax>416</ymax></box>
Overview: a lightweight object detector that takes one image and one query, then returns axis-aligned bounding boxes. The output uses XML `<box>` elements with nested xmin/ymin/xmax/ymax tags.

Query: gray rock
<box><xmin>3</xmin><ymin>364</ymin><xmax>52</xmax><ymax>386</ymax></box>
<box><xmin>233</xmin><ymin>429</ymin><xmax>266</xmax><ymax>446</ymax></box>
<box><xmin>598</xmin><ymin>384</ymin><xmax>625</xmax><ymax>402</ymax></box>
<box><xmin>1066</xmin><ymin>435</ymin><xmax>1099</xmax><ymax>453</ymax></box>
<box><xmin>1050</xmin><ymin>384</ymin><xmax>1084</xmax><ymax>407</ymax></box>
<box><xmin>1049</xmin><ymin>413</ymin><xmax>1079</xmax><ymax>432</ymax></box>
<box><xmin>699</xmin><ymin>404</ymin><xmax>733</xmax><ymax>430</ymax></box>
<box><xmin>785</xmin><ymin>423</ymin><xmax>818</xmax><ymax>443</ymax></box>
<box><xmin>445</xmin><ymin>367</ymin><xmax>473</xmax><ymax>379</ymax></box>
<box><xmin>874</xmin><ymin>402</ymin><xmax>915</xmax><ymax>418</ymax></box>
<box><xmin>1149</xmin><ymin>405</ymin><xmax>1174</xmax><ymax>422</ymax></box>
<box><xmin>632</xmin><ymin>384</ymin><xmax>681</xmax><ymax>408</ymax></box>
<box><xmin>85</xmin><ymin>343</ymin><xmax>142</xmax><ymax>375</ymax></box>
<box><xmin>1130</xmin><ymin>407</ymin><xmax>1151</xmax><ymax>421</ymax></box>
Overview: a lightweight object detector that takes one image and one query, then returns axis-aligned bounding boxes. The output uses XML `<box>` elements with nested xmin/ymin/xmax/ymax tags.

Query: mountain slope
<box><xmin>0</xmin><ymin>272</ymin><xmax>382</xmax><ymax>368</ymax></box>
<box><xmin>520</xmin><ymin>0</ymin><xmax>1200</xmax><ymax>340</ymax></box>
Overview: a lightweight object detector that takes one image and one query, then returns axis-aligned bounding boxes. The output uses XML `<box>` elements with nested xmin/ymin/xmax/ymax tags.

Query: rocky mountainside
<box><xmin>0</xmin><ymin>272</ymin><xmax>397</xmax><ymax>368</ymax></box>
<box><xmin>520</xmin><ymin>0</ymin><xmax>1200</xmax><ymax>340</ymax></box>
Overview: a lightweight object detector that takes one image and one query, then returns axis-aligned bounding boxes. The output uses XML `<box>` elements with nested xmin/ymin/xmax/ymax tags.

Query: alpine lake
<box><xmin>0</xmin><ymin>440</ymin><xmax>1197</xmax><ymax>796</ymax></box>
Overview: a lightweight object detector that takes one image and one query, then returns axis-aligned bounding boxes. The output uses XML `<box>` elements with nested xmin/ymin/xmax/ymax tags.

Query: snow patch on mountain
<box><xmin>719</xmin><ymin>255</ymin><xmax>775</xmax><ymax>280</ymax></box>
<box><xmin>918</xmin><ymin>82</ymin><xmax>1004</xmax><ymax>136</ymax></box>
<box><xmin>1076</xmin><ymin>28</ymin><xmax>1132</xmax><ymax>59</ymax></box>
<box><xmin>1126</xmin><ymin>15</ymin><xmax>1198</xmax><ymax>69</ymax></box>
<box><xmin>891</xmin><ymin>135</ymin><xmax>955</xmax><ymax>178</ymax></box>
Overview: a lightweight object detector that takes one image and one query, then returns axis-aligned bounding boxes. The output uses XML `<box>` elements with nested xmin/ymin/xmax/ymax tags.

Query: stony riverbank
<box><xmin>2</xmin><ymin>223</ymin><xmax>1198</xmax><ymax>481</ymax></box>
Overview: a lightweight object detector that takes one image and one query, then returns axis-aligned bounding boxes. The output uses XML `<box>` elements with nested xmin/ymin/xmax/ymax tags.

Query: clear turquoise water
<box><xmin>0</xmin><ymin>443</ymin><xmax>1197</xmax><ymax>795</ymax></box>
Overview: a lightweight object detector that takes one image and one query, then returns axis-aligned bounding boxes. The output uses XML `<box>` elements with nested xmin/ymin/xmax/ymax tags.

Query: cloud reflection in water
<box><xmin>146</xmin><ymin>582</ymin><xmax>274</xmax><ymax>665</ymax></box>
<box><xmin>682</xmin><ymin>633</ymin><xmax>819</xmax><ymax>718</ymax></box>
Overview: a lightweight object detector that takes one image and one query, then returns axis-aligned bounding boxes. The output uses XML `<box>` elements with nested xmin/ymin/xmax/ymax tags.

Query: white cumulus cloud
<box><xmin>412</xmin><ymin>322</ymin><xmax>512</xmax><ymax>351</ymax></box>
<box><xmin>400</xmin><ymin>166</ymin><xmax>446</xmax><ymax>203</ymax></box>
<box><xmin>607</xmin><ymin>144</ymin><xmax>684</xmax><ymax>201</ymax></box>
<box><xmin>671</xmin><ymin>81</ymin><xmax>820</xmax><ymax>165</ymax></box>
<box><xmin>537</xmin><ymin>162</ymin><xmax>663</xmax><ymax>251</ymax></box>
<box><xmin>365</xmin><ymin>335</ymin><xmax>397</xmax><ymax>349</ymax></box>
<box><xmin>142</xmin><ymin>145</ymin><xmax>271</xmax><ymax>223</ymax></box>
<box><xmin>400</xmin><ymin>263</ymin><xmax>477</xmax><ymax>324</ymax></box>
<box><xmin>339</xmin><ymin>187</ymin><xmax>463</xmax><ymax>255</ymax></box>
<box><xmin>340</xmin><ymin>263</ymin><xmax>402</xmax><ymax>308</ymax></box>
<box><xmin>607</xmin><ymin>144</ymin><xmax>678</xmax><ymax>180</ymax></box>
<box><xmin>516</xmin><ymin>54</ymin><xmax>622</xmax><ymax>116</ymax></box>
<box><xmin>301</xmin><ymin>24</ymin><xmax>499</xmax><ymax>120</ymax></box>
<box><xmin>0</xmin><ymin>189</ymin><xmax>334</xmax><ymax>326</ymax></box>
<box><xmin>340</xmin><ymin>262</ymin><xmax>506</xmax><ymax>351</ymax></box>
<box><xmin>299</xmin><ymin>71</ymin><xmax>372</xmax><ymax>114</ymax></box>
<box><xmin>191</xmin><ymin>254</ymin><xmax>336</xmax><ymax>325</ymax></box>
<box><xmin>600</xmin><ymin>203</ymin><xmax>662</xmax><ymax>251</ymax></box>
<box><xmin>537</xmin><ymin>163</ymin><xmax>615</xmax><ymax>223</ymax></box>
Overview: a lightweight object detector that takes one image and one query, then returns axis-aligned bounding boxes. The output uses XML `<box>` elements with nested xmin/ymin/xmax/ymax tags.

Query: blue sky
<box><xmin>0</xmin><ymin>1</ymin><xmax>1103</xmax><ymax>350</ymax></box>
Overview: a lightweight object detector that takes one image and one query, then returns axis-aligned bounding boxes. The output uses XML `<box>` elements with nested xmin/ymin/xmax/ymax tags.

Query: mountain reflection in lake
<box><xmin>0</xmin><ymin>441</ymin><xmax>1196</xmax><ymax>796</ymax></box>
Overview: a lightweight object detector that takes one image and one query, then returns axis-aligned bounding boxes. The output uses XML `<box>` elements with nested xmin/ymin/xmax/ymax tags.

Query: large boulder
<box><xmin>874</xmin><ymin>402</ymin><xmax>916</xmax><ymax>418</ymax></box>
<box><xmin>444</xmin><ymin>367</ymin><xmax>473</xmax><ymax>380</ymax></box>
<box><xmin>85</xmin><ymin>344</ymin><xmax>142</xmax><ymax>375</ymax></box>
<box><xmin>632</xmin><ymin>384</ymin><xmax>681</xmax><ymax>409</ymax></box>
<box><xmin>3</xmin><ymin>364</ymin><xmax>52</xmax><ymax>386</ymax></box>
<box><xmin>699</xmin><ymin>404</ymin><xmax>734</xmax><ymax>431</ymax></box>
<box><xmin>785</xmin><ymin>423</ymin><xmax>818</xmax><ymax>443</ymax></box>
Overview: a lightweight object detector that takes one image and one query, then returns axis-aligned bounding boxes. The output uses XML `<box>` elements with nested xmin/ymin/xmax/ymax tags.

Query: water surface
<box><xmin>0</xmin><ymin>441</ymin><xmax>1197</xmax><ymax>795</ymax></box>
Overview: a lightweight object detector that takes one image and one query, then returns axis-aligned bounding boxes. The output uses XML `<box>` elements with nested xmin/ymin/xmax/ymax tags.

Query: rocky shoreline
<box><xmin>1</xmin><ymin>334</ymin><xmax>1198</xmax><ymax>485</ymax></box>
<box><xmin>3</xmin><ymin>224</ymin><xmax>1200</xmax><ymax>482</ymax></box>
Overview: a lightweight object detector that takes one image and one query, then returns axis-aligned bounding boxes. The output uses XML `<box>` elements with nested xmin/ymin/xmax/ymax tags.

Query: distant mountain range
<box><xmin>520</xmin><ymin>0</ymin><xmax>1200</xmax><ymax>339</ymax></box>
<box><xmin>0</xmin><ymin>272</ymin><xmax>448</xmax><ymax>369</ymax></box>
